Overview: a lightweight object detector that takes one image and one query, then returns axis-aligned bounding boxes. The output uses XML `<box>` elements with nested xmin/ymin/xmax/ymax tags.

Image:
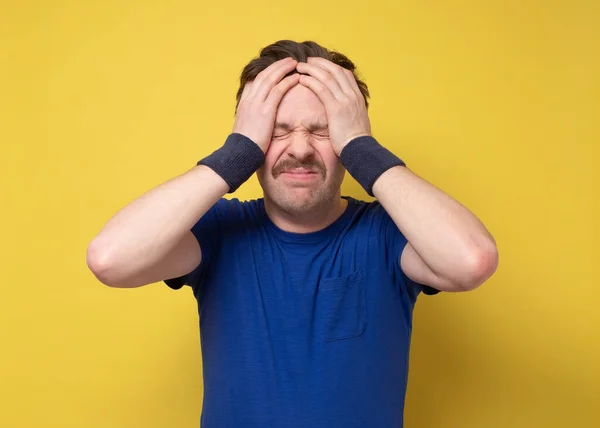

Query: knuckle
<box><xmin>256</xmin><ymin>73</ymin><xmax>270</xmax><ymax>85</ymax></box>
<box><xmin>256</xmin><ymin>68</ymin><xmax>269</xmax><ymax>79</ymax></box>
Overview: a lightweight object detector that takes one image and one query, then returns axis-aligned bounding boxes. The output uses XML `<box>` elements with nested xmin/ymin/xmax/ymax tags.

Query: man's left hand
<box><xmin>296</xmin><ymin>58</ymin><xmax>372</xmax><ymax>156</ymax></box>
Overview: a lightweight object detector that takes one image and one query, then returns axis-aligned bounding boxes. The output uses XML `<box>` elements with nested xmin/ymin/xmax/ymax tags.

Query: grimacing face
<box><xmin>256</xmin><ymin>84</ymin><xmax>346</xmax><ymax>215</ymax></box>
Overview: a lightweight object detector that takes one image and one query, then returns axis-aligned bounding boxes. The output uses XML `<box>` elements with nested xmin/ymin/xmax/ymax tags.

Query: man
<box><xmin>87</xmin><ymin>40</ymin><xmax>498</xmax><ymax>427</ymax></box>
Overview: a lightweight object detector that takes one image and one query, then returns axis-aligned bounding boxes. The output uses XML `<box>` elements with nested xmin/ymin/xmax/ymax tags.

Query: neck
<box><xmin>264</xmin><ymin>195</ymin><xmax>348</xmax><ymax>234</ymax></box>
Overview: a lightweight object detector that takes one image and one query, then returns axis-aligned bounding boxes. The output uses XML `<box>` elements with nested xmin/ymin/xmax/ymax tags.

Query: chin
<box><xmin>274</xmin><ymin>195</ymin><xmax>319</xmax><ymax>214</ymax></box>
<box><xmin>266</xmin><ymin>184</ymin><xmax>335</xmax><ymax>215</ymax></box>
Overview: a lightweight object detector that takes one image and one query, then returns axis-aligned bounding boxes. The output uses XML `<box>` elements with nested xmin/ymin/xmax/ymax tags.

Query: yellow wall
<box><xmin>1</xmin><ymin>0</ymin><xmax>598</xmax><ymax>426</ymax></box>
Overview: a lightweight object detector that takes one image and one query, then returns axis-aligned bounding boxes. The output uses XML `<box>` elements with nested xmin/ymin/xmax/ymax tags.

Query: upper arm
<box><xmin>400</xmin><ymin>242</ymin><xmax>457</xmax><ymax>293</ymax></box>
<box><xmin>157</xmin><ymin>230</ymin><xmax>202</xmax><ymax>287</ymax></box>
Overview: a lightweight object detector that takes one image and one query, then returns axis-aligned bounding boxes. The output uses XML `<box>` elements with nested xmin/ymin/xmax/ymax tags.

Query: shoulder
<box><xmin>207</xmin><ymin>197</ymin><xmax>263</xmax><ymax>217</ymax></box>
<box><xmin>345</xmin><ymin>196</ymin><xmax>386</xmax><ymax>212</ymax></box>
<box><xmin>201</xmin><ymin>197</ymin><xmax>265</xmax><ymax>232</ymax></box>
<box><xmin>344</xmin><ymin>196</ymin><xmax>408</xmax><ymax>248</ymax></box>
<box><xmin>344</xmin><ymin>196</ymin><xmax>394</xmax><ymax>226</ymax></box>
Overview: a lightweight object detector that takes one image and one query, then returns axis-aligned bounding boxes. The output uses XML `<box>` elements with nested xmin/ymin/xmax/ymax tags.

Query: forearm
<box><xmin>372</xmin><ymin>165</ymin><xmax>498</xmax><ymax>286</ymax></box>
<box><xmin>87</xmin><ymin>165</ymin><xmax>228</xmax><ymax>276</ymax></box>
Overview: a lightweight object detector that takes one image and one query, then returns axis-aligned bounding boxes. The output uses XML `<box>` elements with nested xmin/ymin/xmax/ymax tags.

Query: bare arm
<box><xmin>86</xmin><ymin>165</ymin><xmax>228</xmax><ymax>287</ymax></box>
<box><xmin>293</xmin><ymin>58</ymin><xmax>498</xmax><ymax>292</ymax></box>
<box><xmin>373</xmin><ymin>166</ymin><xmax>499</xmax><ymax>292</ymax></box>
<box><xmin>87</xmin><ymin>166</ymin><xmax>228</xmax><ymax>287</ymax></box>
<box><xmin>87</xmin><ymin>58</ymin><xmax>301</xmax><ymax>288</ymax></box>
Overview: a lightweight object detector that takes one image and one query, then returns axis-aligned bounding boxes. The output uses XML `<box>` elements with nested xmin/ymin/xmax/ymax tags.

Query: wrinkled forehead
<box><xmin>275</xmin><ymin>85</ymin><xmax>328</xmax><ymax>130</ymax></box>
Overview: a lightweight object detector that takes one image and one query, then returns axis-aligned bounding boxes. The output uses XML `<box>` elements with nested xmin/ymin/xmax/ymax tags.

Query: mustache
<box><xmin>272</xmin><ymin>158</ymin><xmax>326</xmax><ymax>178</ymax></box>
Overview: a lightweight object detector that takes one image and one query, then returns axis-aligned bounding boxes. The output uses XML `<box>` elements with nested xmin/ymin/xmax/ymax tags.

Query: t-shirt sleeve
<box><xmin>163</xmin><ymin>198</ymin><xmax>227</xmax><ymax>292</ymax></box>
<box><xmin>377</xmin><ymin>202</ymin><xmax>440</xmax><ymax>297</ymax></box>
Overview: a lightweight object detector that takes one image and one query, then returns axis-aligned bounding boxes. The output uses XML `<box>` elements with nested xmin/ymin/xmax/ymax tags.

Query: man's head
<box><xmin>237</xmin><ymin>40</ymin><xmax>370</xmax><ymax>215</ymax></box>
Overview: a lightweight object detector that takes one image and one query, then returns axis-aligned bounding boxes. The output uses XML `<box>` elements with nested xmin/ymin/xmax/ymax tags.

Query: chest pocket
<box><xmin>315</xmin><ymin>270</ymin><xmax>367</xmax><ymax>342</ymax></box>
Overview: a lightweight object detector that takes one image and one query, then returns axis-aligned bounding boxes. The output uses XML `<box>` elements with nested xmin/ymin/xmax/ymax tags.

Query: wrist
<box><xmin>197</xmin><ymin>133</ymin><xmax>265</xmax><ymax>193</ymax></box>
<box><xmin>339</xmin><ymin>136</ymin><xmax>405</xmax><ymax>196</ymax></box>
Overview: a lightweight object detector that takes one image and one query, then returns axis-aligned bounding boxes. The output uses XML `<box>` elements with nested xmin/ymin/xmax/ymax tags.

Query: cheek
<box><xmin>260</xmin><ymin>143</ymin><xmax>286</xmax><ymax>177</ymax></box>
<box><xmin>315</xmin><ymin>144</ymin><xmax>340</xmax><ymax>170</ymax></box>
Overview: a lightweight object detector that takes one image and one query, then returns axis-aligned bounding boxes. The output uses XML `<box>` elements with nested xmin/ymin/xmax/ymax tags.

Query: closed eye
<box><xmin>272</xmin><ymin>131</ymin><xmax>328</xmax><ymax>138</ymax></box>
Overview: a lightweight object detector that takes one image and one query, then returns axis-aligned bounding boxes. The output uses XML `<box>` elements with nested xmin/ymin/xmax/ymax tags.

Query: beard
<box><xmin>263</xmin><ymin>157</ymin><xmax>343</xmax><ymax>216</ymax></box>
<box><xmin>267</xmin><ymin>178</ymin><xmax>339</xmax><ymax>215</ymax></box>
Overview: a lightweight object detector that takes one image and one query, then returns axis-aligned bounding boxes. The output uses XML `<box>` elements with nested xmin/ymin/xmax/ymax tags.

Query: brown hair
<box><xmin>235</xmin><ymin>40</ymin><xmax>370</xmax><ymax>114</ymax></box>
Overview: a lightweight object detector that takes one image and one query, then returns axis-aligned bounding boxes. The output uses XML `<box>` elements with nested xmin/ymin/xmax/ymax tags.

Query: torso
<box><xmin>192</xmin><ymin>197</ymin><xmax>422</xmax><ymax>428</ymax></box>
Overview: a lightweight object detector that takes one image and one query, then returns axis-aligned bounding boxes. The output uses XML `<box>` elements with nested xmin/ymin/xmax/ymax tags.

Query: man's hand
<box><xmin>233</xmin><ymin>57</ymin><xmax>300</xmax><ymax>153</ymax></box>
<box><xmin>296</xmin><ymin>58</ymin><xmax>372</xmax><ymax>156</ymax></box>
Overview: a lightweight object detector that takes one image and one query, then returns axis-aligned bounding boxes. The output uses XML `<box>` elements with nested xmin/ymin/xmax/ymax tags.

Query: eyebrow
<box><xmin>274</xmin><ymin>121</ymin><xmax>329</xmax><ymax>132</ymax></box>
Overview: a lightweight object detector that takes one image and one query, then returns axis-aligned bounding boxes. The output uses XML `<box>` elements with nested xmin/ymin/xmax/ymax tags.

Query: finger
<box><xmin>296</xmin><ymin>61</ymin><xmax>346</xmax><ymax>100</ymax></box>
<box><xmin>342</xmin><ymin>67</ymin><xmax>364</xmax><ymax>103</ymax></box>
<box><xmin>310</xmin><ymin>57</ymin><xmax>366</xmax><ymax>107</ymax></box>
<box><xmin>252</xmin><ymin>57</ymin><xmax>298</xmax><ymax>102</ymax></box>
<box><xmin>239</xmin><ymin>81</ymin><xmax>252</xmax><ymax>103</ymax></box>
<box><xmin>306</xmin><ymin>57</ymin><xmax>355</xmax><ymax>98</ymax></box>
<box><xmin>298</xmin><ymin>74</ymin><xmax>337</xmax><ymax>111</ymax></box>
<box><xmin>265</xmin><ymin>73</ymin><xmax>300</xmax><ymax>109</ymax></box>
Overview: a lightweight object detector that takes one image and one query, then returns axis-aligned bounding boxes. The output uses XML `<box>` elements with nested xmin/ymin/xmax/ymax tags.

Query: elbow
<box><xmin>86</xmin><ymin>240</ymin><xmax>121</xmax><ymax>287</ymax></box>
<box><xmin>455</xmin><ymin>241</ymin><xmax>499</xmax><ymax>292</ymax></box>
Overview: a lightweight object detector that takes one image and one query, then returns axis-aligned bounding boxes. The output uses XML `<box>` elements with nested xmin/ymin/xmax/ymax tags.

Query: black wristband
<box><xmin>340</xmin><ymin>135</ymin><xmax>406</xmax><ymax>196</ymax></box>
<box><xmin>197</xmin><ymin>133</ymin><xmax>265</xmax><ymax>193</ymax></box>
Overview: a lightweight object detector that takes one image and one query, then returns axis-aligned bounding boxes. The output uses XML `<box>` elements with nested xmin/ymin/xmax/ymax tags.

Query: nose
<box><xmin>287</xmin><ymin>132</ymin><xmax>316</xmax><ymax>161</ymax></box>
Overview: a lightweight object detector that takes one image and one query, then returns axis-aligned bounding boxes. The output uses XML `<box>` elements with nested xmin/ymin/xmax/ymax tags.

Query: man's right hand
<box><xmin>232</xmin><ymin>57</ymin><xmax>300</xmax><ymax>153</ymax></box>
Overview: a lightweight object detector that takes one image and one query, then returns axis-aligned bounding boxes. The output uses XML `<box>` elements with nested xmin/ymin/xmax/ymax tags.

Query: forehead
<box><xmin>275</xmin><ymin>84</ymin><xmax>327</xmax><ymax>128</ymax></box>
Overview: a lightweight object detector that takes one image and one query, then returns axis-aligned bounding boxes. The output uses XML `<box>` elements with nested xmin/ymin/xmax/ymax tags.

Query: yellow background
<box><xmin>1</xmin><ymin>0</ymin><xmax>598</xmax><ymax>427</ymax></box>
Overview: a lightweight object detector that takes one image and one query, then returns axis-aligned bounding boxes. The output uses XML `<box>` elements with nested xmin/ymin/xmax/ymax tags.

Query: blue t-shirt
<box><xmin>165</xmin><ymin>196</ymin><xmax>438</xmax><ymax>428</ymax></box>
